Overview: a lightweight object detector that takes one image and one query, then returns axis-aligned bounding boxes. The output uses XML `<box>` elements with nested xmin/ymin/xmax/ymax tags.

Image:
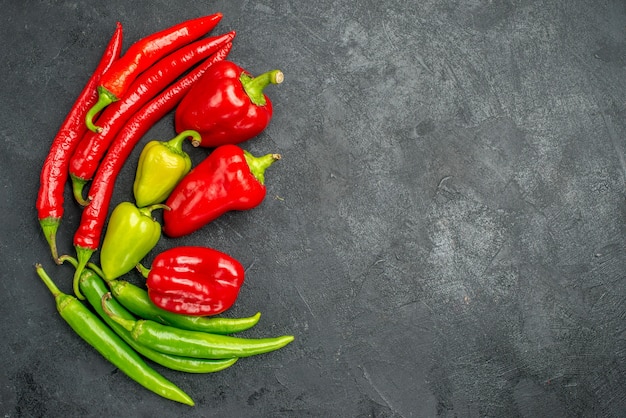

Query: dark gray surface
<box><xmin>1</xmin><ymin>0</ymin><xmax>625</xmax><ymax>416</ymax></box>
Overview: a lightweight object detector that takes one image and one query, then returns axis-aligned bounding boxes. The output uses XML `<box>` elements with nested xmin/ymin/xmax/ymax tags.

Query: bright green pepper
<box><xmin>100</xmin><ymin>201</ymin><xmax>166</xmax><ymax>281</ymax></box>
<box><xmin>133</xmin><ymin>130</ymin><xmax>201</xmax><ymax>208</ymax></box>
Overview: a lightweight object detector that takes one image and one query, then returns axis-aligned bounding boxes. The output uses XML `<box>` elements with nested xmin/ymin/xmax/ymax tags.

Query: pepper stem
<box><xmin>136</xmin><ymin>263</ymin><xmax>151</xmax><ymax>278</ymax></box>
<box><xmin>101</xmin><ymin>292</ymin><xmax>135</xmax><ymax>332</ymax></box>
<box><xmin>87</xmin><ymin>262</ymin><xmax>106</xmax><ymax>280</ymax></box>
<box><xmin>139</xmin><ymin>203</ymin><xmax>170</xmax><ymax>219</ymax></box>
<box><xmin>85</xmin><ymin>86</ymin><xmax>118</xmax><ymax>133</ymax></box>
<box><xmin>73</xmin><ymin>246</ymin><xmax>94</xmax><ymax>300</ymax></box>
<box><xmin>58</xmin><ymin>254</ymin><xmax>78</xmax><ymax>268</ymax></box>
<box><xmin>169</xmin><ymin>130</ymin><xmax>202</xmax><ymax>150</ymax></box>
<box><xmin>240</xmin><ymin>69</ymin><xmax>284</xmax><ymax>106</ymax></box>
<box><xmin>243</xmin><ymin>151</ymin><xmax>281</xmax><ymax>185</ymax></box>
<box><xmin>35</xmin><ymin>263</ymin><xmax>62</xmax><ymax>298</ymax></box>
<box><xmin>71</xmin><ymin>175</ymin><xmax>90</xmax><ymax>207</ymax></box>
<box><xmin>60</xmin><ymin>255</ymin><xmax>106</xmax><ymax>282</ymax></box>
<box><xmin>39</xmin><ymin>217</ymin><xmax>61</xmax><ymax>263</ymax></box>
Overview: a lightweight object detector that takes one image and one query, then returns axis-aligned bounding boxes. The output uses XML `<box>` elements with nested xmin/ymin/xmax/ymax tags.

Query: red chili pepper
<box><xmin>163</xmin><ymin>144</ymin><xmax>281</xmax><ymax>238</ymax></box>
<box><xmin>70</xmin><ymin>31</ymin><xmax>235</xmax><ymax>205</ymax></box>
<box><xmin>174</xmin><ymin>60</ymin><xmax>283</xmax><ymax>147</ymax></box>
<box><xmin>85</xmin><ymin>13</ymin><xmax>223</xmax><ymax>132</ymax></box>
<box><xmin>71</xmin><ymin>43</ymin><xmax>232</xmax><ymax>299</ymax></box>
<box><xmin>138</xmin><ymin>246</ymin><xmax>245</xmax><ymax>316</ymax></box>
<box><xmin>36</xmin><ymin>22</ymin><xmax>123</xmax><ymax>262</ymax></box>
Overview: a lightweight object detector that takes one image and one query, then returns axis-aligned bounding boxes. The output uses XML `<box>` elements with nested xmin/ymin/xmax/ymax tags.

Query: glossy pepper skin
<box><xmin>70</xmin><ymin>43</ymin><xmax>233</xmax><ymax>298</ymax></box>
<box><xmin>139</xmin><ymin>246</ymin><xmax>245</xmax><ymax>316</ymax></box>
<box><xmin>133</xmin><ymin>130</ymin><xmax>200</xmax><ymax>208</ymax></box>
<box><xmin>85</xmin><ymin>13</ymin><xmax>223</xmax><ymax>132</ymax></box>
<box><xmin>34</xmin><ymin>264</ymin><xmax>194</xmax><ymax>406</ymax></box>
<box><xmin>37</xmin><ymin>22</ymin><xmax>123</xmax><ymax>262</ymax></box>
<box><xmin>163</xmin><ymin>144</ymin><xmax>281</xmax><ymax>238</ymax></box>
<box><xmin>100</xmin><ymin>202</ymin><xmax>166</xmax><ymax>281</ymax></box>
<box><xmin>174</xmin><ymin>60</ymin><xmax>283</xmax><ymax>147</ymax></box>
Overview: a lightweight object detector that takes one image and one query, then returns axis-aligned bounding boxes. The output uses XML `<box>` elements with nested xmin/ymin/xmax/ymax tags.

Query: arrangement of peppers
<box><xmin>34</xmin><ymin>13</ymin><xmax>291</xmax><ymax>406</ymax></box>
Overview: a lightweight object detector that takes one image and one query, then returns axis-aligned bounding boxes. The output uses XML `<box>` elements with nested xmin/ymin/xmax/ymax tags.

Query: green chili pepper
<box><xmin>34</xmin><ymin>263</ymin><xmax>194</xmax><ymax>406</ymax></box>
<box><xmin>102</xmin><ymin>293</ymin><xmax>294</xmax><ymax>360</ymax></box>
<box><xmin>100</xmin><ymin>201</ymin><xmax>166</xmax><ymax>281</ymax></box>
<box><xmin>107</xmin><ymin>276</ymin><xmax>261</xmax><ymax>334</ymax></box>
<box><xmin>74</xmin><ymin>263</ymin><xmax>238</xmax><ymax>374</ymax></box>
<box><xmin>133</xmin><ymin>130</ymin><xmax>200</xmax><ymax>208</ymax></box>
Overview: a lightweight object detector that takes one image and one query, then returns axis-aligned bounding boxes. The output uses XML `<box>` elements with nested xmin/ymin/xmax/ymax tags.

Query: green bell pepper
<box><xmin>100</xmin><ymin>201</ymin><xmax>166</xmax><ymax>281</ymax></box>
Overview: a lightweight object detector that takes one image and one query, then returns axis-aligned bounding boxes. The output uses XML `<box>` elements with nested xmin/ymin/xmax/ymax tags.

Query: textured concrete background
<box><xmin>1</xmin><ymin>0</ymin><xmax>624</xmax><ymax>416</ymax></box>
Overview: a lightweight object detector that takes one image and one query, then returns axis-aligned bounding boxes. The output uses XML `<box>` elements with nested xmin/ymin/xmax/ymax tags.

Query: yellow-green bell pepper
<box><xmin>100</xmin><ymin>201</ymin><xmax>167</xmax><ymax>281</ymax></box>
<box><xmin>133</xmin><ymin>130</ymin><xmax>201</xmax><ymax>208</ymax></box>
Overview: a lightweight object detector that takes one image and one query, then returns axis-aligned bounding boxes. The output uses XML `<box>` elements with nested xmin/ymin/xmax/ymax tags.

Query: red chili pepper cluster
<box><xmin>34</xmin><ymin>14</ymin><xmax>291</xmax><ymax>406</ymax></box>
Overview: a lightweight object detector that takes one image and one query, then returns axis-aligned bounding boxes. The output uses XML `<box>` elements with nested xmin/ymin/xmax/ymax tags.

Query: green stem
<box><xmin>87</xmin><ymin>262</ymin><xmax>106</xmax><ymax>280</ymax></box>
<box><xmin>243</xmin><ymin>151</ymin><xmax>281</xmax><ymax>185</ymax></box>
<box><xmin>101</xmin><ymin>292</ymin><xmax>136</xmax><ymax>332</ymax></box>
<box><xmin>169</xmin><ymin>130</ymin><xmax>201</xmax><ymax>151</ymax></box>
<box><xmin>136</xmin><ymin>263</ymin><xmax>151</xmax><ymax>279</ymax></box>
<box><xmin>58</xmin><ymin>254</ymin><xmax>78</xmax><ymax>268</ymax></box>
<box><xmin>85</xmin><ymin>86</ymin><xmax>118</xmax><ymax>133</ymax></box>
<box><xmin>240</xmin><ymin>69</ymin><xmax>284</xmax><ymax>106</ymax></box>
<box><xmin>139</xmin><ymin>203</ymin><xmax>170</xmax><ymax>218</ymax></box>
<box><xmin>35</xmin><ymin>263</ymin><xmax>62</xmax><ymax>298</ymax></box>
<box><xmin>39</xmin><ymin>217</ymin><xmax>61</xmax><ymax>263</ymax></box>
<box><xmin>71</xmin><ymin>175</ymin><xmax>90</xmax><ymax>207</ymax></box>
<box><xmin>73</xmin><ymin>246</ymin><xmax>94</xmax><ymax>300</ymax></box>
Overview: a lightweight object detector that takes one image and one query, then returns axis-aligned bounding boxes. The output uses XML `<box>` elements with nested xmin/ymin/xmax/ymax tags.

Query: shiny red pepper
<box><xmin>85</xmin><ymin>13</ymin><xmax>223</xmax><ymax>132</ymax></box>
<box><xmin>138</xmin><ymin>246</ymin><xmax>245</xmax><ymax>316</ymax></box>
<box><xmin>163</xmin><ymin>144</ymin><xmax>281</xmax><ymax>238</ymax></box>
<box><xmin>174</xmin><ymin>60</ymin><xmax>283</xmax><ymax>147</ymax></box>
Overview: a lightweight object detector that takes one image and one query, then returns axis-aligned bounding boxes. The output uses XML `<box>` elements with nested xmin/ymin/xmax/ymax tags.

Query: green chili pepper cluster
<box><xmin>35</xmin><ymin>257</ymin><xmax>293</xmax><ymax>404</ymax></box>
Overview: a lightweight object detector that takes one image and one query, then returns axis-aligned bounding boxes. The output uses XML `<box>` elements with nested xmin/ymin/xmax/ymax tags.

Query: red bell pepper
<box><xmin>138</xmin><ymin>246</ymin><xmax>245</xmax><ymax>316</ymax></box>
<box><xmin>174</xmin><ymin>60</ymin><xmax>283</xmax><ymax>147</ymax></box>
<box><xmin>163</xmin><ymin>144</ymin><xmax>280</xmax><ymax>238</ymax></box>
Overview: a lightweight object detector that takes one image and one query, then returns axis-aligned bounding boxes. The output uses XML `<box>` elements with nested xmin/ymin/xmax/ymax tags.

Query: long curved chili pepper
<box><xmin>106</xmin><ymin>277</ymin><xmax>261</xmax><ymax>334</ymax></box>
<box><xmin>34</xmin><ymin>264</ymin><xmax>194</xmax><ymax>406</ymax></box>
<box><xmin>36</xmin><ymin>22</ymin><xmax>123</xmax><ymax>262</ymax></box>
<box><xmin>74</xmin><ymin>262</ymin><xmax>238</xmax><ymax>374</ymax></box>
<box><xmin>71</xmin><ymin>43</ymin><xmax>233</xmax><ymax>299</ymax></box>
<box><xmin>102</xmin><ymin>293</ymin><xmax>294</xmax><ymax>360</ymax></box>
<box><xmin>85</xmin><ymin>13</ymin><xmax>223</xmax><ymax>132</ymax></box>
<box><xmin>71</xmin><ymin>31</ymin><xmax>235</xmax><ymax>205</ymax></box>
